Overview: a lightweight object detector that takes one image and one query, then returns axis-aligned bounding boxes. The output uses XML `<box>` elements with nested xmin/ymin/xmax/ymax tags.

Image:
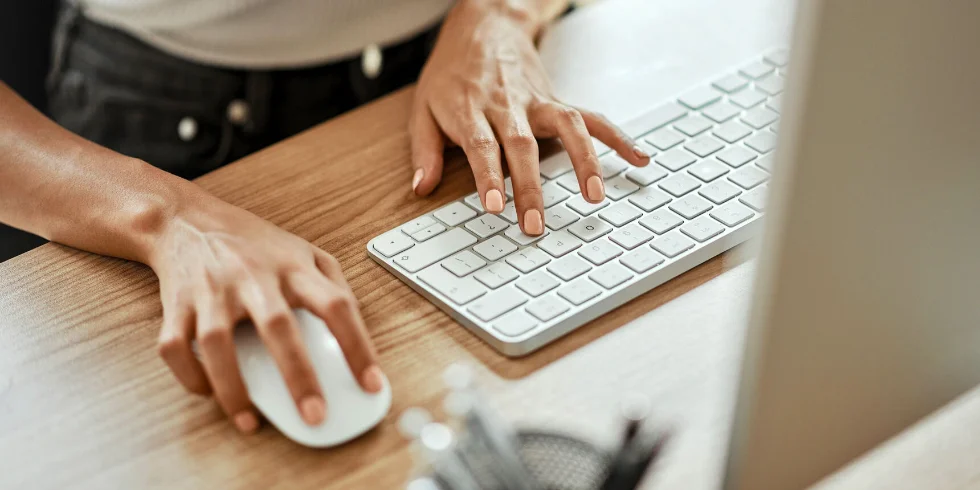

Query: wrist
<box><xmin>457</xmin><ymin>0</ymin><xmax>550</xmax><ymax>38</ymax></box>
<box><xmin>124</xmin><ymin>162</ymin><xmax>205</xmax><ymax>267</ymax></box>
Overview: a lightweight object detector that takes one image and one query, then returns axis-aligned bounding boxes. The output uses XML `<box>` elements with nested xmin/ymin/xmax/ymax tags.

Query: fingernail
<box><xmin>485</xmin><ymin>189</ymin><xmax>504</xmax><ymax>213</ymax></box>
<box><xmin>412</xmin><ymin>168</ymin><xmax>424</xmax><ymax>192</ymax></box>
<box><xmin>300</xmin><ymin>396</ymin><xmax>326</xmax><ymax>425</ymax></box>
<box><xmin>523</xmin><ymin>209</ymin><xmax>544</xmax><ymax>235</ymax></box>
<box><xmin>586</xmin><ymin>175</ymin><xmax>605</xmax><ymax>202</ymax></box>
<box><xmin>632</xmin><ymin>144</ymin><xmax>651</xmax><ymax>161</ymax></box>
<box><xmin>361</xmin><ymin>365</ymin><xmax>385</xmax><ymax>393</ymax></box>
<box><xmin>234</xmin><ymin>411</ymin><xmax>259</xmax><ymax>434</ymax></box>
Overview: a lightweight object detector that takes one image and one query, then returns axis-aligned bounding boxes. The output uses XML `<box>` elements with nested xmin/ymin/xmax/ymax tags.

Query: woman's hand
<box><xmin>410</xmin><ymin>0</ymin><xmax>651</xmax><ymax>235</ymax></box>
<box><xmin>149</xmin><ymin>196</ymin><xmax>382</xmax><ymax>434</ymax></box>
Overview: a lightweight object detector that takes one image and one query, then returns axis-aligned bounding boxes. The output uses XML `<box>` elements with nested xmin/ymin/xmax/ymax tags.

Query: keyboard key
<box><xmin>589</xmin><ymin>262</ymin><xmax>634</xmax><ymax>289</ymax></box>
<box><xmin>566</xmin><ymin>195</ymin><xmax>610</xmax><ymax>216</ymax></box>
<box><xmin>418</xmin><ymin>265</ymin><xmax>487</xmax><ymax>305</ymax></box>
<box><xmin>684</xmin><ymin>134</ymin><xmax>725</xmax><ymax>158</ymax></box>
<box><xmin>712</xmin><ymin>74</ymin><xmax>749</xmax><ymax>93</ymax></box>
<box><xmin>557</xmin><ymin>278</ymin><xmax>602</xmax><ymax>306</ymax></box>
<box><xmin>712</xmin><ymin>120</ymin><xmax>753</xmax><ymax>143</ymax></box>
<box><xmin>538</xmin><ymin>230</ymin><xmax>583</xmax><ymax>257</ymax></box>
<box><xmin>703</xmin><ymin>101</ymin><xmax>742</xmax><ymax>123</ymax></box>
<box><xmin>746</xmin><ymin>131</ymin><xmax>777</xmax><ymax>153</ymax></box>
<box><xmin>412</xmin><ymin>226</ymin><xmax>449</xmax><ymax>248</ymax></box>
<box><xmin>688</xmin><ymin>160</ymin><xmax>730</xmax><ymax>182</ymax></box>
<box><xmin>699</xmin><ymin>180</ymin><xmax>742</xmax><ymax>205</ymax></box>
<box><xmin>756</xmin><ymin>154</ymin><xmax>774</xmax><ymax>172</ymax></box>
<box><xmin>755</xmin><ymin>74</ymin><xmax>784</xmax><ymax>95</ymax></box>
<box><xmin>681</xmin><ymin>216</ymin><xmax>726</xmax><ymax>242</ymax></box>
<box><xmin>717</xmin><ymin>145</ymin><xmax>758</xmax><ymax>168</ymax></box>
<box><xmin>402</xmin><ymin>215</ymin><xmax>437</xmax><ymax>235</ymax></box>
<box><xmin>505</xmin><ymin>247</ymin><xmax>552</xmax><ymax>273</ymax></box>
<box><xmin>464</xmin><ymin>214</ymin><xmax>507</xmax><ymax>238</ymax></box>
<box><xmin>729</xmin><ymin>166</ymin><xmax>769</xmax><ymax>189</ymax></box>
<box><xmin>670</xmin><ymin>195</ymin><xmax>714</xmax><ymax>219</ymax></box>
<box><xmin>742</xmin><ymin>106</ymin><xmax>779</xmax><ymax>129</ymax></box>
<box><xmin>770</xmin><ymin>121</ymin><xmax>780</xmax><ymax>133</ymax></box>
<box><xmin>740</xmin><ymin>60</ymin><xmax>775</xmax><ymax>79</ymax></box>
<box><xmin>568</xmin><ymin>216</ymin><xmax>613</xmax><ymax>242</ymax></box>
<box><xmin>393</xmin><ymin>228</ymin><xmax>477</xmax><ymax>273</ymax></box>
<box><xmin>515</xmin><ymin>270</ymin><xmax>560</xmax><ymax>298</ymax></box>
<box><xmin>472</xmin><ymin>235</ymin><xmax>518</xmax><ymax>261</ymax></box>
<box><xmin>622</xmin><ymin>101</ymin><xmax>689</xmax><ymax>138</ymax></box>
<box><xmin>625</xmin><ymin>165</ymin><xmax>668</xmax><ymax>186</ymax></box>
<box><xmin>442</xmin><ymin>250</ymin><xmax>487</xmax><ymax>277</ymax></box>
<box><xmin>505</xmin><ymin>224</ymin><xmax>547</xmax><ymax>246</ymax></box>
<box><xmin>764</xmin><ymin>49</ymin><xmax>789</xmax><ymax>67</ymax></box>
<box><xmin>525</xmin><ymin>296</ymin><xmax>570</xmax><ymax>322</ymax></box>
<box><xmin>600</xmin><ymin>154</ymin><xmax>630</xmax><ymax>178</ymax></box>
<box><xmin>556</xmin><ymin>172</ymin><xmax>581</xmax><ymax>193</ymax></box>
<box><xmin>639</xmin><ymin>208</ymin><xmax>683</xmax><ymax>234</ymax></box>
<box><xmin>604</xmin><ymin>175</ymin><xmax>640</xmax><ymax>200</ymax></box>
<box><xmin>592</xmin><ymin>138</ymin><xmax>611</xmax><ymax>155</ymax></box>
<box><xmin>504</xmin><ymin>177</ymin><xmax>514</xmax><ymax>198</ymax></box>
<box><xmin>620</xmin><ymin>247</ymin><xmax>665</xmax><ymax>273</ymax></box>
<box><xmin>464</xmin><ymin>193</ymin><xmax>490</xmax><ymax>212</ymax></box>
<box><xmin>730</xmin><ymin>88</ymin><xmax>767</xmax><ymax>108</ymax></box>
<box><xmin>710</xmin><ymin>201</ymin><xmax>756</xmax><ymax>227</ymax></box>
<box><xmin>674</xmin><ymin>115</ymin><xmax>713</xmax><ymax>136</ymax></box>
<box><xmin>493</xmin><ymin>309</ymin><xmax>538</xmax><ymax>337</ymax></box>
<box><xmin>541</xmin><ymin>181</ymin><xmax>571</xmax><ymax>208</ymax></box>
<box><xmin>373</xmin><ymin>230</ymin><xmax>415</xmax><ymax>257</ymax></box>
<box><xmin>678</xmin><ymin>86</ymin><xmax>723</xmax><ymax>109</ymax></box>
<box><xmin>547</xmin><ymin>254</ymin><xmax>592</xmax><ymax>281</ymax></box>
<box><xmin>655</xmin><ymin>148</ymin><xmax>697</xmax><ymax>171</ymax></box>
<box><xmin>501</xmin><ymin>201</ymin><xmax>519</xmax><ymax>223</ymax></box>
<box><xmin>468</xmin><ymin>286</ymin><xmax>528</xmax><ymax>322</ymax></box>
<box><xmin>651</xmin><ymin>231</ymin><xmax>695</xmax><ymax>258</ymax></box>
<box><xmin>579</xmin><ymin>239</ymin><xmax>624</xmax><ymax>265</ymax></box>
<box><xmin>644</xmin><ymin>128</ymin><xmax>685</xmax><ymax>151</ymax></box>
<box><xmin>739</xmin><ymin>185</ymin><xmax>768</xmax><ymax>211</ymax></box>
<box><xmin>474</xmin><ymin>262</ymin><xmax>520</xmax><ymax>289</ymax></box>
<box><xmin>659</xmin><ymin>173</ymin><xmax>701</xmax><ymax>197</ymax></box>
<box><xmin>766</xmin><ymin>94</ymin><xmax>783</xmax><ymax>113</ymax></box>
<box><xmin>434</xmin><ymin>202</ymin><xmax>477</xmax><ymax>227</ymax></box>
<box><xmin>599</xmin><ymin>202</ymin><xmax>643</xmax><ymax>227</ymax></box>
<box><xmin>539</xmin><ymin>152</ymin><xmax>574</xmax><ymax>179</ymax></box>
<box><xmin>609</xmin><ymin>222</ymin><xmax>654</xmax><ymax>250</ymax></box>
<box><xmin>628</xmin><ymin>187</ymin><xmax>672</xmax><ymax>212</ymax></box>
<box><xmin>544</xmin><ymin>205</ymin><xmax>580</xmax><ymax>230</ymax></box>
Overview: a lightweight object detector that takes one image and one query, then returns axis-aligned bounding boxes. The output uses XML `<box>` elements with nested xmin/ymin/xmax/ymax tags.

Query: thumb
<box><xmin>410</xmin><ymin>106</ymin><xmax>445</xmax><ymax>196</ymax></box>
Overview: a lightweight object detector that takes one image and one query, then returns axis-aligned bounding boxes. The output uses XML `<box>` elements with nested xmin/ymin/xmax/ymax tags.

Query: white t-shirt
<box><xmin>79</xmin><ymin>0</ymin><xmax>454</xmax><ymax>69</ymax></box>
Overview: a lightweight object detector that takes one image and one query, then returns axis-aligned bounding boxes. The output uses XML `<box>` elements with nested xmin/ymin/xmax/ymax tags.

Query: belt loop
<box><xmin>243</xmin><ymin>71</ymin><xmax>272</xmax><ymax>135</ymax></box>
<box><xmin>46</xmin><ymin>0</ymin><xmax>83</xmax><ymax>92</ymax></box>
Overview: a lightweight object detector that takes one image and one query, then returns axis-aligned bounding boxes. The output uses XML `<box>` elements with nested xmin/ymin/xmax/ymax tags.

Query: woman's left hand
<box><xmin>410</xmin><ymin>0</ymin><xmax>651</xmax><ymax>236</ymax></box>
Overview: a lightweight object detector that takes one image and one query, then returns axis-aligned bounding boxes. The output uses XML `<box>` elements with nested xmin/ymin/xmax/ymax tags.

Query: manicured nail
<box><xmin>300</xmin><ymin>396</ymin><xmax>326</xmax><ymax>425</ymax></box>
<box><xmin>633</xmin><ymin>144</ymin><xmax>651</xmax><ymax>161</ymax></box>
<box><xmin>361</xmin><ymin>365</ymin><xmax>385</xmax><ymax>393</ymax></box>
<box><xmin>524</xmin><ymin>209</ymin><xmax>544</xmax><ymax>235</ymax></box>
<box><xmin>412</xmin><ymin>168</ymin><xmax>424</xmax><ymax>192</ymax></box>
<box><xmin>586</xmin><ymin>175</ymin><xmax>605</xmax><ymax>202</ymax></box>
<box><xmin>485</xmin><ymin>189</ymin><xmax>504</xmax><ymax>213</ymax></box>
<box><xmin>234</xmin><ymin>411</ymin><xmax>259</xmax><ymax>434</ymax></box>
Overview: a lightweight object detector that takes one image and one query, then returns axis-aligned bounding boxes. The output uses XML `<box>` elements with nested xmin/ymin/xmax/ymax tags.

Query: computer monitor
<box><xmin>723</xmin><ymin>1</ymin><xmax>980</xmax><ymax>489</ymax></box>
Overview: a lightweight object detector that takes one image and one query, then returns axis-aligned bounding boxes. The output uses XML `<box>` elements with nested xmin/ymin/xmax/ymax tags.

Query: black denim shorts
<box><xmin>46</xmin><ymin>4</ymin><xmax>439</xmax><ymax>179</ymax></box>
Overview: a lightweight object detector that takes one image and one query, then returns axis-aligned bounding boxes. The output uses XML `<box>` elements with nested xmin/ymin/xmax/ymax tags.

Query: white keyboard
<box><xmin>368</xmin><ymin>49</ymin><xmax>787</xmax><ymax>356</ymax></box>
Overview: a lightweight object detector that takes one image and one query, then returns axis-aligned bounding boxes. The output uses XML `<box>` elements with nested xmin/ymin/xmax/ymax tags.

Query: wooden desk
<box><xmin>2</xmin><ymin>1</ymin><xmax>979</xmax><ymax>489</ymax></box>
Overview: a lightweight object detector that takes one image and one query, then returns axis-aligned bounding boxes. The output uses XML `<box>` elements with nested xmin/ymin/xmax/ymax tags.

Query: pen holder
<box><xmin>467</xmin><ymin>429</ymin><xmax>611</xmax><ymax>490</ymax></box>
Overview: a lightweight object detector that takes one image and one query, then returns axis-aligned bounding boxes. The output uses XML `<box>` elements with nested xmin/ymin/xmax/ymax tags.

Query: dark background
<box><xmin>1</xmin><ymin>0</ymin><xmax>59</xmax><ymax>262</ymax></box>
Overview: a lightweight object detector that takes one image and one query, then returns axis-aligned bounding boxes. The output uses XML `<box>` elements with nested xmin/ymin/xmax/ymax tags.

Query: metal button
<box><xmin>361</xmin><ymin>43</ymin><xmax>383</xmax><ymax>80</ymax></box>
<box><xmin>226</xmin><ymin>99</ymin><xmax>251</xmax><ymax>126</ymax></box>
<box><xmin>177</xmin><ymin>117</ymin><xmax>198</xmax><ymax>141</ymax></box>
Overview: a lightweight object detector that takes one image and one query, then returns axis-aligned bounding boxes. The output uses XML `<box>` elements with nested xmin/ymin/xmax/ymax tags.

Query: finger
<box><xmin>409</xmin><ymin>105</ymin><xmax>445</xmax><ymax>196</ymax></box>
<box><xmin>158</xmin><ymin>300</ymin><xmax>211</xmax><ymax>395</ymax></box>
<box><xmin>530</xmin><ymin>103</ymin><xmax>605</xmax><ymax>204</ymax></box>
<box><xmin>579</xmin><ymin>108</ymin><xmax>651</xmax><ymax>166</ymax></box>
<box><xmin>489</xmin><ymin>109</ymin><xmax>544</xmax><ymax>235</ymax></box>
<box><xmin>433</xmin><ymin>108</ymin><xmax>506</xmax><ymax>214</ymax></box>
<box><xmin>238</xmin><ymin>278</ymin><xmax>326</xmax><ymax>426</ymax></box>
<box><xmin>313</xmin><ymin>248</ymin><xmax>352</xmax><ymax>292</ymax></box>
<box><xmin>196</xmin><ymin>289</ymin><xmax>257</xmax><ymax>434</ymax></box>
<box><xmin>285</xmin><ymin>271</ymin><xmax>383</xmax><ymax>394</ymax></box>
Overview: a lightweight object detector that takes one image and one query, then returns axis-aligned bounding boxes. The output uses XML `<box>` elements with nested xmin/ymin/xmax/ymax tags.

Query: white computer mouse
<box><xmin>234</xmin><ymin>308</ymin><xmax>392</xmax><ymax>447</ymax></box>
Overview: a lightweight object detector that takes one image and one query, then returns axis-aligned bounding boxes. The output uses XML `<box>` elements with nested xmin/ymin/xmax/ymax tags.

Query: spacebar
<box><xmin>622</xmin><ymin>101</ymin><xmax>689</xmax><ymax>139</ymax></box>
<box><xmin>392</xmin><ymin>228</ymin><xmax>477</xmax><ymax>273</ymax></box>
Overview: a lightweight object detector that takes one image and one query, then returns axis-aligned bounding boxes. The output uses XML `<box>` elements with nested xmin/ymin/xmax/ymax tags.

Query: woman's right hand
<box><xmin>149</xmin><ymin>195</ymin><xmax>383</xmax><ymax>434</ymax></box>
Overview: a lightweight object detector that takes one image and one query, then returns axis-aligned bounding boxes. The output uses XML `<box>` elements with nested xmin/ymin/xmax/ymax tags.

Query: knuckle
<box><xmin>555</xmin><ymin>106</ymin><xmax>584</xmax><ymax>125</ymax></box>
<box><xmin>199</xmin><ymin>326</ymin><xmax>232</xmax><ymax>349</ymax></box>
<box><xmin>320</xmin><ymin>253</ymin><xmax>341</xmax><ymax>271</ymax></box>
<box><xmin>503</xmin><ymin>131</ymin><xmax>537</xmax><ymax>152</ymax></box>
<box><xmin>517</xmin><ymin>181</ymin><xmax>543</xmax><ymax>198</ymax></box>
<box><xmin>324</xmin><ymin>294</ymin><xmax>354</xmax><ymax>317</ymax></box>
<box><xmin>465</xmin><ymin>134</ymin><xmax>498</xmax><ymax>153</ymax></box>
<box><xmin>157</xmin><ymin>332</ymin><xmax>186</xmax><ymax>359</ymax></box>
<box><xmin>260</xmin><ymin>310</ymin><xmax>294</xmax><ymax>338</ymax></box>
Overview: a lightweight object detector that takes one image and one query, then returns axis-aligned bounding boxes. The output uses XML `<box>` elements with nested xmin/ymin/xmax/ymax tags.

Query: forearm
<box><xmin>0</xmin><ymin>82</ymin><xmax>204</xmax><ymax>264</ymax></box>
<box><xmin>459</xmin><ymin>0</ymin><xmax>571</xmax><ymax>38</ymax></box>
